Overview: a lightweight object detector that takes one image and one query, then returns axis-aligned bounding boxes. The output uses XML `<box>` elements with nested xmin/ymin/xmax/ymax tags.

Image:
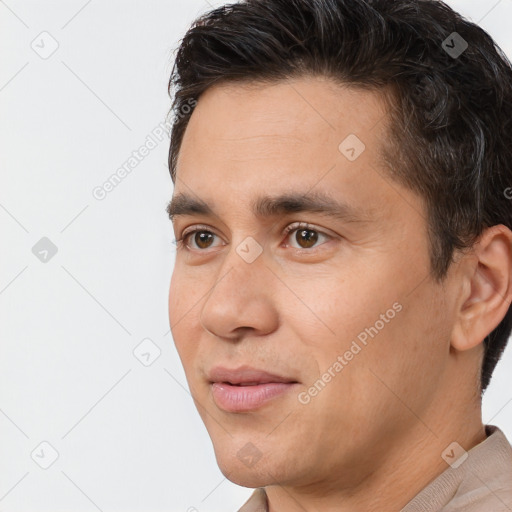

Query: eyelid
<box><xmin>282</xmin><ymin>221</ymin><xmax>330</xmax><ymax>236</ymax></box>
<box><xmin>181</xmin><ymin>224</ymin><xmax>217</xmax><ymax>239</ymax></box>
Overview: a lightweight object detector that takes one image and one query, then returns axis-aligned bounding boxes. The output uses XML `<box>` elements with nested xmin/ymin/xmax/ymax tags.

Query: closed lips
<box><xmin>209</xmin><ymin>368</ymin><xmax>300</xmax><ymax>412</ymax></box>
<box><xmin>208</xmin><ymin>366</ymin><xmax>299</xmax><ymax>385</ymax></box>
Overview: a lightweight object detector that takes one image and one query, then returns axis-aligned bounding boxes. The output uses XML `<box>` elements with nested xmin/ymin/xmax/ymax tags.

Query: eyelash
<box><xmin>174</xmin><ymin>222</ymin><xmax>332</xmax><ymax>252</ymax></box>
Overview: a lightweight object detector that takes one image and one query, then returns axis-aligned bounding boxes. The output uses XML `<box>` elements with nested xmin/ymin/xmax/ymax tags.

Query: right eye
<box><xmin>177</xmin><ymin>227</ymin><xmax>225</xmax><ymax>251</ymax></box>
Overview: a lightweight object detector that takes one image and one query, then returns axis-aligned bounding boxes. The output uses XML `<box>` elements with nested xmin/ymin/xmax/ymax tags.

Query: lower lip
<box><xmin>211</xmin><ymin>382</ymin><xmax>297</xmax><ymax>412</ymax></box>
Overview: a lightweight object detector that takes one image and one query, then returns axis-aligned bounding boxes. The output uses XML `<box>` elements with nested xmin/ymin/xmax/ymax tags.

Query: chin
<box><xmin>212</xmin><ymin>442</ymin><xmax>281</xmax><ymax>488</ymax></box>
<box><xmin>217</xmin><ymin>459</ymin><xmax>275</xmax><ymax>488</ymax></box>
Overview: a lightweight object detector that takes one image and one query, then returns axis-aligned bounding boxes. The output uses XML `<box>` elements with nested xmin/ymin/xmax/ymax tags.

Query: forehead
<box><xmin>173</xmin><ymin>77</ymin><xmax>402</xmax><ymax>217</ymax></box>
<box><xmin>177</xmin><ymin>77</ymin><xmax>390</xmax><ymax>168</ymax></box>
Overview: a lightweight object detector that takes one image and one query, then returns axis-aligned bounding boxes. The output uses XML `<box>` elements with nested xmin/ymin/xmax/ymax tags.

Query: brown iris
<box><xmin>194</xmin><ymin>231</ymin><xmax>214</xmax><ymax>249</ymax></box>
<box><xmin>296</xmin><ymin>228</ymin><xmax>318</xmax><ymax>248</ymax></box>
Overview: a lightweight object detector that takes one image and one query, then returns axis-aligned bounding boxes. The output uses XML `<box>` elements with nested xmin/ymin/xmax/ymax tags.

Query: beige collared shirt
<box><xmin>238</xmin><ymin>424</ymin><xmax>512</xmax><ymax>511</ymax></box>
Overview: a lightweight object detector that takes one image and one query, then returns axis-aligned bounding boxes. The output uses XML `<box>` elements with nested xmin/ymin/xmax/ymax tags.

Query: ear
<box><xmin>451</xmin><ymin>224</ymin><xmax>512</xmax><ymax>352</ymax></box>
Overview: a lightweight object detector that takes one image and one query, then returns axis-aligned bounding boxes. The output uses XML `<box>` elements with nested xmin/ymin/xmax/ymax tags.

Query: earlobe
<box><xmin>451</xmin><ymin>225</ymin><xmax>512</xmax><ymax>353</ymax></box>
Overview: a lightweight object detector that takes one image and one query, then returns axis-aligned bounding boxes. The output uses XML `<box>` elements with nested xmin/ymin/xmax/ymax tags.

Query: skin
<box><xmin>167</xmin><ymin>76</ymin><xmax>512</xmax><ymax>511</ymax></box>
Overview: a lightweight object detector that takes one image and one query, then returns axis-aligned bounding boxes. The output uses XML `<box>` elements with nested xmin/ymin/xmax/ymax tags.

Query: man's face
<box><xmin>168</xmin><ymin>77</ymin><xmax>458</xmax><ymax>488</ymax></box>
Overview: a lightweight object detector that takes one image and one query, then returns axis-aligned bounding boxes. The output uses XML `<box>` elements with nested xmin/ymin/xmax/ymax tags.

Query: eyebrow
<box><xmin>166</xmin><ymin>191</ymin><xmax>374</xmax><ymax>224</ymax></box>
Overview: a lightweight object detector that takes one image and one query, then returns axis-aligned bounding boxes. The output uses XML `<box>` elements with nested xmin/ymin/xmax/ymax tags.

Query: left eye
<box><xmin>283</xmin><ymin>224</ymin><xmax>330</xmax><ymax>249</ymax></box>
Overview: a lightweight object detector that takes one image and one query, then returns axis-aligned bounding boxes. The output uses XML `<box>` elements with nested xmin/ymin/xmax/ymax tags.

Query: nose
<box><xmin>199</xmin><ymin>243</ymin><xmax>279</xmax><ymax>341</ymax></box>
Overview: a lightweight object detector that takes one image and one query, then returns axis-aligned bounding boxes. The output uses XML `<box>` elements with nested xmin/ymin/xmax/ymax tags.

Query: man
<box><xmin>165</xmin><ymin>0</ymin><xmax>512</xmax><ymax>510</ymax></box>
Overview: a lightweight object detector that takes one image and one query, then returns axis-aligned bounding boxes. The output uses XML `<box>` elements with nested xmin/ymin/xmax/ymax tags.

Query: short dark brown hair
<box><xmin>167</xmin><ymin>0</ymin><xmax>512</xmax><ymax>394</ymax></box>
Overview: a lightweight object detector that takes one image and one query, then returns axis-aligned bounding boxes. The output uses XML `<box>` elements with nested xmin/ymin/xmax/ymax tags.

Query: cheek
<box><xmin>315</xmin><ymin>286</ymin><xmax>449</xmax><ymax>421</ymax></box>
<box><xmin>168</xmin><ymin>263</ymin><xmax>203</xmax><ymax>329</ymax></box>
<box><xmin>285</xmin><ymin>266</ymin><xmax>403</xmax><ymax>355</ymax></box>
<box><xmin>285</xmin><ymin>266</ymin><xmax>439</xmax><ymax>401</ymax></box>
<box><xmin>168</xmin><ymin>267</ymin><xmax>199</xmax><ymax>363</ymax></box>
<box><xmin>168</xmin><ymin>269</ymin><xmax>181</xmax><ymax>327</ymax></box>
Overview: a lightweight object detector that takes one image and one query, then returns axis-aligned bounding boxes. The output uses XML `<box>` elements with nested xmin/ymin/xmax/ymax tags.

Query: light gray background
<box><xmin>1</xmin><ymin>1</ymin><xmax>511</xmax><ymax>511</ymax></box>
